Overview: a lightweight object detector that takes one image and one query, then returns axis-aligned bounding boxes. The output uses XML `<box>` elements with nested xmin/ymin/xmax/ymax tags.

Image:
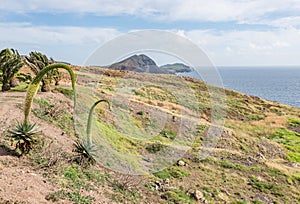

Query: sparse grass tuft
<box><xmin>154</xmin><ymin>166</ymin><xmax>190</xmax><ymax>179</ymax></box>
<box><xmin>162</xmin><ymin>190</ymin><xmax>192</xmax><ymax>203</ymax></box>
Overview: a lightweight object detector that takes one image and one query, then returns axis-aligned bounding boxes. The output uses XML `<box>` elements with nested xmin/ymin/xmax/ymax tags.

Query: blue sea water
<box><xmin>180</xmin><ymin>67</ymin><xmax>300</xmax><ymax>108</ymax></box>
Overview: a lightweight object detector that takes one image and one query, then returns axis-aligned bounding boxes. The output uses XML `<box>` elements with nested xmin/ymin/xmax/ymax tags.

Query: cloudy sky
<box><xmin>1</xmin><ymin>0</ymin><xmax>300</xmax><ymax>66</ymax></box>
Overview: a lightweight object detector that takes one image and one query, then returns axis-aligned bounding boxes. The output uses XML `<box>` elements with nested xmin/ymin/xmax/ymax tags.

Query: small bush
<box><xmin>162</xmin><ymin>190</ymin><xmax>191</xmax><ymax>203</ymax></box>
<box><xmin>154</xmin><ymin>166</ymin><xmax>190</xmax><ymax>179</ymax></box>
<box><xmin>160</xmin><ymin>129</ymin><xmax>176</xmax><ymax>140</ymax></box>
<box><xmin>136</xmin><ymin>111</ymin><xmax>144</xmax><ymax>116</ymax></box>
<box><xmin>146</xmin><ymin>142</ymin><xmax>166</xmax><ymax>153</ymax></box>
<box><xmin>288</xmin><ymin>117</ymin><xmax>300</xmax><ymax>127</ymax></box>
<box><xmin>45</xmin><ymin>189</ymin><xmax>95</xmax><ymax>203</ymax></box>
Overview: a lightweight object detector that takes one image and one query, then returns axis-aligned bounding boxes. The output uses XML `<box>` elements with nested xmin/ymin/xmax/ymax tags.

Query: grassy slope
<box><xmin>0</xmin><ymin>68</ymin><xmax>299</xmax><ymax>203</ymax></box>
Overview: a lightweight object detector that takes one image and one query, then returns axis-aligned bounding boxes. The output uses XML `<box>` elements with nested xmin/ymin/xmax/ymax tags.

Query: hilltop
<box><xmin>0</xmin><ymin>66</ymin><xmax>299</xmax><ymax>203</ymax></box>
<box><xmin>108</xmin><ymin>54</ymin><xmax>191</xmax><ymax>74</ymax></box>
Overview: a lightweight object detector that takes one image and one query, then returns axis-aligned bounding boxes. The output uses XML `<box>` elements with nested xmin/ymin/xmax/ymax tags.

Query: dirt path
<box><xmin>0</xmin><ymin>92</ymin><xmax>70</xmax><ymax>203</ymax></box>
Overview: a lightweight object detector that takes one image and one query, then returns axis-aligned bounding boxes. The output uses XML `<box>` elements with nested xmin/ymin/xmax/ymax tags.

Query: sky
<box><xmin>0</xmin><ymin>0</ymin><xmax>300</xmax><ymax>66</ymax></box>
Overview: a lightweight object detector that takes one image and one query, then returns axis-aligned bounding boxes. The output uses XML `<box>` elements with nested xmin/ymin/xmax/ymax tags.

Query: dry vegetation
<box><xmin>0</xmin><ymin>66</ymin><xmax>299</xmax><ymax>203</ymax></box>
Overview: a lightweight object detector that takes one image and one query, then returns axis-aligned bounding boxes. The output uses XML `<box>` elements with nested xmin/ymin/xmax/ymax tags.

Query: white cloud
<box><xmin>185</xmin><ymin>28</ymin><xmax>300</xmax><ymax>65</ymax></box>
<box><xmin>0</xmin><ymin>23</ymin><xmax>120</xmax><ymax>64</ymax></box>
<box><xmin>1</xmin><ymin>23</ymin><xmax>299</xmax><ymax>66</ymax></box>
<box><xmin>1</xmin><ymin>0</ymin><xmax>300</xmax><ymax>27</ymax></box>
<box><xmin>0</xmin><ymin>23</ymin><xmax>119</xmax><ymax>44</ymax></box>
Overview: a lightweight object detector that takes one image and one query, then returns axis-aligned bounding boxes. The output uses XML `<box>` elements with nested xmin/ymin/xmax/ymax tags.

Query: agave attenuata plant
<box><xmin>73</xmin><ymin>140</ymin><xmax>98</xmax><ymax>166</ymax></box>
<box><xmin>9</xmin><ymin>122</ymin><xmax>41</xmax><ymax>155</ymax></box>
<box><xmin>9</xmin><ymin>63</ymin><xmax>76</xmax><ymax>155</ymax></box>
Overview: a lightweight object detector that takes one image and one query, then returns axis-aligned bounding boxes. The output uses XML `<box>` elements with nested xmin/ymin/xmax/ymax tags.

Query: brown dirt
<box><xmin>0</xmin><ymin>92</ymin><xmax>56</xmax><ymax>203</ymax></box>
<box><xmin>0</xmin><ymin>91</ymin><xmax>159</xmax><ymax>203</ymax></box>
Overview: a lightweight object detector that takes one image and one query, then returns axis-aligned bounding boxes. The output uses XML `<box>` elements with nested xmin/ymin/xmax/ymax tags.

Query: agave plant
<box><xmin>73</xmin><ymin>99</ymin><xmax>110</xmax><ymax>166</ymax></box>
<box><xmin>8</xmin><ymin>63</ymin><xmax>75</xmax><ymax>155</ymax></box>
<box><xmin>0</xmin><ymin>48</ymin><xmax>24</xmax><ymax>91</ymax></box>
<box><xmin>73</xmin><ymin>140</ymin><xmax>97</xmax><ymax>166</ymax></box>
<box><xmin>9</xmin><ymin>122</ymin><xmax>41</xmax><ymax>155</ymax></box>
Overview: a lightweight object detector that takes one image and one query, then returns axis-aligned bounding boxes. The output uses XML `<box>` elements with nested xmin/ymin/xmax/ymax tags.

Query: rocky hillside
<box><xmin>0</xmin><ymin>67</ymin><xmax>299</xmax><ymax>203</ymax></box>
<box><xmin>109</xmin><ymin>54</ymin><xmax>161</xmax><ymax>73</ymax></box>
<box><xmin>108</xmin><ymin>54</ymin><xmax>191</xmax><ymax>74</ymax></box>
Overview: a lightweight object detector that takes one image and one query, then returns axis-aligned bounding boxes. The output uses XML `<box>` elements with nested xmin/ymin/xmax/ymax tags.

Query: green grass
<box><xmin>33</xmin><ymin>97</ymin><xmax>74</xmax><ymax>135</ymax></box>
<box><xmin>34</xmin><ymin>98</ymin><xmax>51</xmax><ymax>107</ymax></box>
<box><xmin>96</xmin><ymin>121</ymin><xmax>140</xmax><ymax>154</ymax></box>
<box><xmin>160</xmin><ymin>129</ymin><xmax>176</xmax><ymax>140</ymax></box>
<box><xmin>288</xmin><ymin>117</ymin><xmax>300</xmax><ymax>127</ymax></box>
<box><xmin>249</xmin><ymin>176</ymin><xmax>282</xmax><ymax>196</ymax></box>
<box><xmin>45</xmin><ymin>189</ymin><xmax>95</xmax><ymax>203</ymax></box>
<box><xmin>219</xmin><ymin>160</ymin><xmax>250</xmax><ymax>171</ymax></box>
<box><xmin>133</xmin><ymin>85</ymin><xmax>177</xmax><ymax>103</ymax></box>
<box><xmin>45</xmin><ymin>164</ymin><xmax>108</xmax><ymax>203</ymax></box>
<box><xmin>145</xmin><ymin>142</ymin><xmax>166</xmax><ymax>153</ymax></box>
<box><xmin>154</xmin><ymin>166</ymin><xmax>190</xmax><ymax>179</ymax></box>
<box><xmin>10</xmin><ymin>82</ymin><xmax>28</xmax><ymax>92</ymax></box>
<box><xmin>162</xmin><ymin>190</ymin><xmax>192</xmax><ymax>203</ymax></box>
<box><xmin>54</xmin><ymin>87</ymin><xmax>74</xmax><ymax>99</ymax></box>
<box><xmin>269</xmin><ymin>128</ymin><xmax>300</xmax><ymax>162</ymax></box>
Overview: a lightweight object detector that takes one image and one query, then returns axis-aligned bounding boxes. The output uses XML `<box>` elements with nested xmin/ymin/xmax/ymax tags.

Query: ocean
<box><xmin>179</xmin><ymin>67</ymin><xmax>300</xmax><ymax>108</ymax></box>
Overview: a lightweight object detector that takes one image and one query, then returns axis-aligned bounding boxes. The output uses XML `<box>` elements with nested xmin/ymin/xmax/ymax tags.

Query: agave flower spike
<box><xmin>23</xmin><ymin>63</ymin><xmax>76</xmax><ymax>124</ymax></box>
<box><xmin>86</xmin><ymin>99</ymin><xmax>111</xmax><ymax>145</ymax></box>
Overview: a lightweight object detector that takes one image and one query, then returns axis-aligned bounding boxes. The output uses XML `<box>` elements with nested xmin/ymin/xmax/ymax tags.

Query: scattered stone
<box><xmin>217</xmin><ymin>192</ymin><xmax>229</xmax><ymax>202</ymax></box>
<box><xmin>165</xmin><ymin>179</ymin><xmax>170</xmax><ymax>185</ymax></box>
<box><xmin>154</xmin><ymin>179</ymin><xmax>170</xmax><ymax>192</ymax></box>
<box><xmin>195</xmin><ymin>190</ymin><xmax>204</xmax><ymax>200</ymax></box>
<box><xmin>189</xmin><ymin>189</ymin><xmax>204</xmax><ymax>201</ymax></box>
<box><xmin>178</xmin><ymin>160</ymin><xmax>185</xmax><ymax>166</ymax></box>
<box><xmin>257</xmin><ymin>152</ymin><xmax>266</xmax><ymax>160</ymax></box>
<box><xmin>201</xmin><ymin>197</ymin><xmax>208</xmax><ymax>203</ymax></box>
<box><xmin>204</xmin><ymin>191</ymin><xmax>213</xmax><ymax>197</ymax></box>
<box><xmin>221</xmin><ymin>189</ymin><xmax>231</xmax><ymax>196</ymax></box>
<box><xmin>290</xmin><ymin>162</ymin><xmax>298</xmax><ymax>167</ymax></box>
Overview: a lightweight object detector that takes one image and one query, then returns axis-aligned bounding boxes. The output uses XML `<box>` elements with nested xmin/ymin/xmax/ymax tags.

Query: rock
<box><xmin>291</xmin><ymin>162</ymin><xmax>298</xmax><ymax>167</ymax></box>
<box><xmin>164</xmin><ymin>179</ymin><xmax>170</xmax><ymax>185</ymax></box>
<box><xmin>193</xmin><ymin>190</ymin><xmax>204</xmax><ymax>201</ymax></box>
<box><xmin>178</xmin><ymin>160</ymin><xmax>185</xmax><ymax>166</ymax></box>
<box><xmin>221</xmin><ymin>189</ymin><xmax>231</xmax><ymax>196</ymax></box>
<box><xmin>155</xmin><ymin>180</ymin><xmax>161</xmax><ymax>186</ymax></box>
<box><xmin>201</xmin><ymin>197</ymin><xmax>208</xmax><ymax>203</ymax></box>
<box><xmin>257</xmin><ymin>152</ymin><xmax>266</xmax><ymax>160</ymax></box>
<box><xmin>217</xmin><ymin>192</ymin><xmax>229</xmax><ymax>202</ymax></box>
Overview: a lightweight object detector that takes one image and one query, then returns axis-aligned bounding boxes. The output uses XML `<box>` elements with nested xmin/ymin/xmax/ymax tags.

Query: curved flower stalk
<box><xmin>24</xmin><ymin>63</ymin><xmax>76</xmax><ymax>124</ymax></box>
<box><xmin>73</xmin><ymin>99</ymin><xmax>110</xmax><ymax>166</ymax></box>
<box><xmin>24</xmin><ymin>52</ymin><xmax>60</xmax><ymax>92</ymax></box>
<box><xmin>86</xmin><ymin>99</ymin><xmax>111</xmax><ymax>145</ymax></box>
